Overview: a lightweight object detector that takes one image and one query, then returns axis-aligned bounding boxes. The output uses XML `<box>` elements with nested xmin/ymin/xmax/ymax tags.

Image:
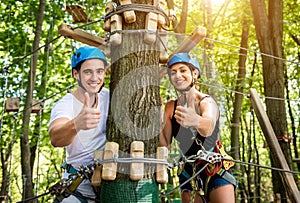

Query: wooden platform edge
<box><xmin>58</xmin><ymin>23</ymin><xmax>106</xmax><ymax>50</ymax></box>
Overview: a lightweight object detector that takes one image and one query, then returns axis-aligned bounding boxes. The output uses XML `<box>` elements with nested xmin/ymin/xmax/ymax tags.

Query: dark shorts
<box><xmin>178</xmin><ymin>162</ymin><xmax>237</xmax><ymax>195</ymax></box>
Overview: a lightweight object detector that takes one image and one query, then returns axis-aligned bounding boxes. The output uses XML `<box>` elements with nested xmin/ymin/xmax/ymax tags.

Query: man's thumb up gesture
<box><xmin>74</xmin><ymin>92</ymin><xmax>101</xmax><ymax>131</ymax></box>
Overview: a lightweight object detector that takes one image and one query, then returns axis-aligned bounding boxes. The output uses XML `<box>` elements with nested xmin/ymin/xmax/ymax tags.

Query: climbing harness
<box><xmin>55</xmin><ymin>163</ymin><xmax>97</xmax><ymax>203</ymax></box>
<box><xmin>16</xmin><ymin>164</ymin><xmax>97</xmax><ymax>203</ymax></box>
<box><xmin>16</xmin><ymin>141</ymin><xmax>300</xmax><ymax>202</ymax></box>
<box><xmin>161</xmin><ymin>140</ymin><xmax>237</xmax><ymax>200</ymax></box>
<box><xmin>61</xmin><ymin>162</ymin><xmax>79</xmax><ymax>174</ymax></box>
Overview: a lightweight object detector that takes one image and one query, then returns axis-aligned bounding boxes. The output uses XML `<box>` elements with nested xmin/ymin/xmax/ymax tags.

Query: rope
<box><xmin>224</xmin><ymin>158</ymin><xmax>300</xmax><ymax>175</ymax></box>
<box><xmin>104</xmin><ymin>4</ymin><xmax>170</xmax><ymax>27</ymax></box>
<box><xmin>15</xmin><ymin>148</ymin><xmax>300</xmax><ymax>202</ymax></box>
<box><xmin>1</xmin><ymin>18</ymin><xmax>297</xmax><ymax>105</ymax></box>
<box><xmin>204</xmin><ymin>37</ymin><xmax>300</xmax><ymax>66</ymax></box>
<box><xmin>160</xmin><ymin>163</ymin><xmax>209</xmax><ymax>198</ymax></box>
<box><xmin>34</xmin><ymin>14</ymin><xmax>55</xmax><ymax>197</ymax></box>
<box><xmin>65</xmin><ymin>3</ymin><xmax>298</xmax><ymax>68</ymax></box>
<box><xmin>1</xmin><ymin>84</ymin><xmax>74</xmax><ymax>122</ymax></box>
<box><xmin>7</xmin><ymin>115</ymin><xmax>17</xmax><ymax>200</ymax></box>
<box><xmin>2</xmin><ymin>35</ymin><xmax>63</xmax><ymax>73</ymax></box>
<box><xmin>197</xmin><ymin>81</ymin><xmax>300</xmax><ymax>103</ymax></box>
<box><xmin>94</xmin><ymin>151</ymin><xmax>300</xmax><ymax>175</ymax></box>
<box><xmin>95</xmin><ymin>157</ymin><xmax>169</xmax><ymax>166</ymax></box>
<box><xmin>64</xmin><ymin>190</ymin><xmax>99</xmax><ymax>202</ymax></box>
<box><xmin>159</xmin><ymin>151</ymin><xmax>300</xmax><ymax>198</ymax></box>
<box><xmin>16</xmin><ymin>191</ymin><xmax>51</xmax><ymax>203</ymax></box>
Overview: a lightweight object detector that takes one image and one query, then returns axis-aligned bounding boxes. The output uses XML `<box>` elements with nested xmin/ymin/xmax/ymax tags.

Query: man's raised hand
<box><xmin>73</xmin><ymin>92</ymin><xmax>101</xmax><ymax>131</ymax></box>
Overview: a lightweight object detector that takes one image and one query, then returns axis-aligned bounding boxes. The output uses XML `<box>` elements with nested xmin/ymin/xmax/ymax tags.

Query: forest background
<box><xmin>0</xmin><ymin>0</ymin><xmax>299</xmax><ymax>202</ymax></box>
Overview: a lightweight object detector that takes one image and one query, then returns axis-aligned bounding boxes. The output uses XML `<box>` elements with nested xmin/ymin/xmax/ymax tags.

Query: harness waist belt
<box><xmin>61</xmin><ymin>162</ymin><xmax>78</xmax><ymax>174</ymax></box>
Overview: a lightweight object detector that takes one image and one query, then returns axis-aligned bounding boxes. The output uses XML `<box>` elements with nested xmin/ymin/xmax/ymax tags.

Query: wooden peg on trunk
<box><xmin>119</xmin><ymin>0</ymin><xmax>136</xmax><ymax>23</ymax></box>
<box><xmin>92</xmin><ymin>150</ymin><xmax>104</xmax><ymax>189</ymax></box>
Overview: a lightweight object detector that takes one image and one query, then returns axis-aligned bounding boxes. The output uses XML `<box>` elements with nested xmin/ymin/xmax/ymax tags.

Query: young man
<box><xmin>49</xmin><ymin>46</ymin><xmax>109</xmax><ymax>202</ymax></box>
<box><xmin>160</xmin><ymin>53</ymin><xmax>236</xmax><ymax>203</ymax></box>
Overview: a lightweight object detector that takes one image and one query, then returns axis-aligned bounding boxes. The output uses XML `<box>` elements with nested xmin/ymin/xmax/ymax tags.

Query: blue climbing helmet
<box><xmin>71</xmin><ymin>46</ymin><xmax>107</xmax><ymax>69</ymax></box>
<box><xmin>167</xmin><ymin>52</ymin><xmax>201</xmax><ymax>78</ymax></box>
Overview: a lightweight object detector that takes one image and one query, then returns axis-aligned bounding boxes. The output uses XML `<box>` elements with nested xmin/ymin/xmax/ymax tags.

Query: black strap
<box><xmin>54</xmin><ymin>189</ymin><xmax>89</xmax><ymax>203</ymax></box>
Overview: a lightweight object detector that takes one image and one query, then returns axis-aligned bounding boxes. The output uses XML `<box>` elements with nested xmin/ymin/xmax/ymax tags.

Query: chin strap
<box><xmin>77</xmin><ymin>79</ymin><xmax>87</xmax><ymax>92</ymax></box>
<box><xmin>98</xmin><ymin>83</ymin><xmax>104</xmax><ymax>93</ymax></box>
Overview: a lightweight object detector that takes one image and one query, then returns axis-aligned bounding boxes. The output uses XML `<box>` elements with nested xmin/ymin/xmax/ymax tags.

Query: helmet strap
<box><xmin>77</xmin><ymin>73</ymin><xmax>87</xmax><ymax>92</ymax></box>
<box><xmin>98</xmin><ymin>83</ymin><xmax>104</xmax><ymax>93</ymax></box>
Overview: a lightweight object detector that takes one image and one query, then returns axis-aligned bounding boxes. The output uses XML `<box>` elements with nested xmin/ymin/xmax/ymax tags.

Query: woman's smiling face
<box><xmin>169</xmin><ymin>63</ymin><xmax>194</xmax><ymax>90</ymax></box>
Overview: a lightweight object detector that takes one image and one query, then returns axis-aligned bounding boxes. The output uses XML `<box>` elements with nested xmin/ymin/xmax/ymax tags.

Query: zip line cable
<box><xmin>1</xmin><ymin>16</ymin><xmax>298</xmax><ymax>104</ymax></box>
<box><xmin>1</xmin><ymin>35</ymin><xmax>63</xmax><ymax>74</ymax></box>
<box><xmin>6</xmin><ymin>116</ymin><xmax>17</xmax><ymax>202</ymax></box>
<box><xmin>160</xmin><ymin>163</ymin><xmax>210</xmax><ymax>198</ymax></box>
<box><xmin>15</xmin><ymin>153</ymin><xmax>300</xmax><ymax>202</ymax></box>
<box><xmin>204</xmin><ymin>37</ymin><xmax>300</xmax><ymax>66</ymax></box>
<box><xmin>0</xmin><ymin>10</ymin><xmax>297</xmax><ymax>133</ymax></box>
<box><xmin>1</xmin><ymin>84</ymin><xmax>74</xmax><ymax>122</ymax></box>
<box><xmin>34</xmin><ymin>15</ymin><xmax>55</xmax><ymax>198</ymax></box>
<box><xmin>197</xmin><ymin>81</ymin><xmax>300</xmax><ymax>103</ymax></box>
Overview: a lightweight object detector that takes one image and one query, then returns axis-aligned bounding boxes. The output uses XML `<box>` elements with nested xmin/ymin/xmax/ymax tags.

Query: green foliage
<box><xmin>0</xmin><ymin>0</ymin><xmax>299</xmax><ymax>202</ymax></box>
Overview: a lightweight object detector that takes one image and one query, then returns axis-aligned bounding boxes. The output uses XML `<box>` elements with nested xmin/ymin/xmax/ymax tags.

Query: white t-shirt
<box><xmin>50</xmin><ymin>88</ymin><xmax>109</xmax><ymax>169</ymax></box>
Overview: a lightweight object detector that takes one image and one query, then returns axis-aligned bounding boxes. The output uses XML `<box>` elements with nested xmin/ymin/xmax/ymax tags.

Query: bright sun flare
<box><xmin>212</xmin><ymin>0</ymin><xmax>226</xmax><ymax>5</ymax></box>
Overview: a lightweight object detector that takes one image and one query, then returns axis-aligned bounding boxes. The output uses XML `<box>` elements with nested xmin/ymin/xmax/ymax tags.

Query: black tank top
<box><xmin>171</xmin><ymin>97</ymin><xmax>219</xmax><ymax>156</ymax></box>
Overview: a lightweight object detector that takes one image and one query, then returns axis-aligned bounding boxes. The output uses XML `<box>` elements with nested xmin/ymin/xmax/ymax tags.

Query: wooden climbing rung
<box><xmin>292</xmin><ymin>158</ymin><xmax>300</xmax><ymax>163</ymax></box>
<box><xmin>31</xmin><ymin>99</ymin><xmax>41</xmax><ymax>114</ymax></box>
<box><xmin>5</xmin><ymin>98</ymin><xmax>20</xmax><ymax>112</ymax></box>
<box><xmin>5</xmin><ymin>98</ymin><xmax>40</xmax><ymax>113</ymax></box>
<box><xmin>65</xmin><ymin>5</ymin><xmax>91</xmax><ymax>23</ymax></box>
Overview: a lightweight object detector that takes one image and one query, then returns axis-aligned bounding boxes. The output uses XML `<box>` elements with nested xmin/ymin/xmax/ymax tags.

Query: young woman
<box><xmin>160</xmin><ymin>53</ymin><xmax>236</xmax><ymax>203</ymax></box>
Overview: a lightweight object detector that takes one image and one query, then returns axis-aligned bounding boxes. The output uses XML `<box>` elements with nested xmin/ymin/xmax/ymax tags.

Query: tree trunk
<box><xmin>20</xmin><ymin>0</ymin><xmax>46</xmax><ymax>201</ymax></box>
<box><xmin>174</xmin><ymin>0</ymin><xmax>188</xmax><ymax>43</ymax></box>
<box><xmin>0</xmin><ymin>120</ymin><xmax>16</xmax><ymax>202</ymax></box>
<box><xmin>166</xmin><ymin>0</ymin><xmax>188</xmax><ymax>43</ymax></box>
<box><xmin>202</xmin><ymin>0</ymin><xmax>217</xmax><ymax>98</ymax></box>
<box><xmin>240</xmin><ymin>115</ymin><xmax>248</xmax><ymax>202</ymax></box>
<box><xmin>285</xmin><ymin>73</ymin><xmax>299</xmax><ymax>171</ymax></box>
<box><xmin>250</xmin><ymin>0</ymin><xmax>293</xmax><ymax>201</ymax></box>
<box><xmin>30</xmin><ymin>18</ymin><xmax>52</xmax><ymax>196</ymax></box>
<box><xmin>230</xmin><ymin>17</ymin><xmax>250</xmax><ymax>161</ymax></box>
<box><xmin>230</xmin><ymin>13</ymin><xmax>250</xmax><ymax>201</ymax></box>
<box><xmin>101</xmin><ymin>0</ymin><xmax>161</xmax><ymax>202</ymax></box>
<box><xmin>252</xmin><ymin>111</ymin><xmax>261</xmax><ymax>203</ymax></box>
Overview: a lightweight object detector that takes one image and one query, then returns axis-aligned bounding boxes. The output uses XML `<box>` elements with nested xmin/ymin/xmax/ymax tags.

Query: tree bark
<box><xmin>0</xmin><ymin>120</ymin><xmax>16</xmax><ymax>202</ymax></box>
<box><xmin>230</xmin><ymin>13</ymin><xmax>250</xmax><ymax>201</ymax></box>
<box><xmin>102</xmin><ymin>0</ymin><xmax>161</xmax><ymax>201</ymax></box>
<box><xmin>250</xmin><ymin>0</ymin><xmax>293</xmax><ymax>201</ymax></box>
<box><xmin>202</xmin><ymin>0</ymin><xmax>217</xmax><ymax>98</ymax></box>
<box><xmin>20</xmin><ymin>0</ymin><xmax>46</xmax><ymax>201</ymax></box>
<box><xmin>230</xmin><ymin>17</ymin><xmax>250</xmax><ymax>161</ymax></box>
<box><xmin>166</xmin><ymin>0</ymin><xmax>188</xmax><ymax>43</ymax></box>
<box><xmin>285</xmin><ymin>73</ymin><xmax>299</xmax><ymax>171</ymax></box>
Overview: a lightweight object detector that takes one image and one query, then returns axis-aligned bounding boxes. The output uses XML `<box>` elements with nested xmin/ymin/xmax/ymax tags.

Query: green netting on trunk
<box><xmin>100</xmin><ymin>179</ymin><xmax>159</xmax><ymax>203</ymax></box>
